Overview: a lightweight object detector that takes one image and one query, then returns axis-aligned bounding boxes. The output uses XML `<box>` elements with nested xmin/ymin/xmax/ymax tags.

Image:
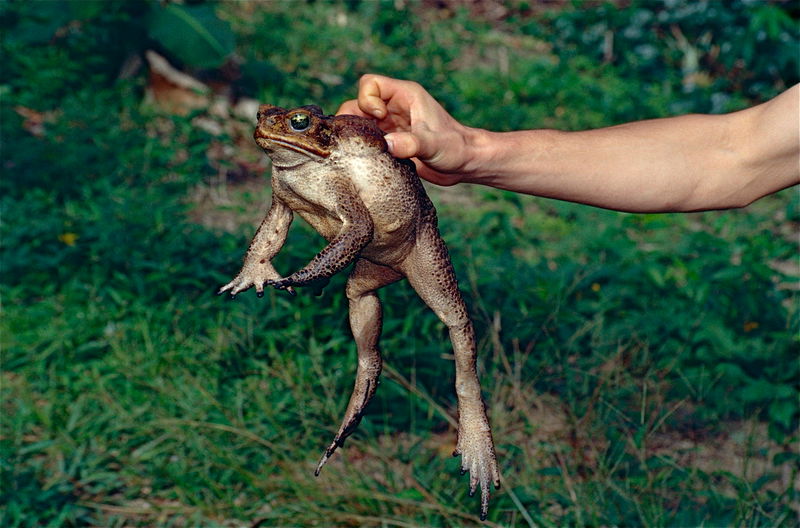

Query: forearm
<box><xmin>246</xmin><ymin>196</ymin><xmax>293</xmax><ymax>261</ymax></box>
<box><xmin>463</xmin><ymin>86</ymin><xmax>799</xmax><ymax>213</ymax></box>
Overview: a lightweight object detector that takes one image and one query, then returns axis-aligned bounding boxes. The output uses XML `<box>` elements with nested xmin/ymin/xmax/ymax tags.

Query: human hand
<box><xmin>337</xmin><ymin>74</ymin><xmax>481</xmax><ymax>186</ymax></box>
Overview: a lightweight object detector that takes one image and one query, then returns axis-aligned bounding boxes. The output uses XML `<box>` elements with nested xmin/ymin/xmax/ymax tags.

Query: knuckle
<box><xmin>358</xmin><ymin>73</ymin><xmax>376</xmax><ymax>87</ymax></box>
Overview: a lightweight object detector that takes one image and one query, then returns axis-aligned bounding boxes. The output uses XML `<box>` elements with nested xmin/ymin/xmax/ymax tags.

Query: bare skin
<box><xmin>218</xmin><ymin>104</ymin><xmax>500</xmax><ymax>519</ymax></box>
<box><xmin>337</xmin><ymin>75</ymin><xmax>799</xmax><ymax>213</ymax></box>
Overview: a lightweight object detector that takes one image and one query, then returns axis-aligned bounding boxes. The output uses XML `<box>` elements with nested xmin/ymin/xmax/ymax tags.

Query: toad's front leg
<box><xmin>267</xmin><ymin>179</ymin><xmax>374</xmax><ymax>292</ymax></box>
<box><xmin>218</xmin><ymin>195</ymin><xmax>294</xmax><ymax>297</ymax></box>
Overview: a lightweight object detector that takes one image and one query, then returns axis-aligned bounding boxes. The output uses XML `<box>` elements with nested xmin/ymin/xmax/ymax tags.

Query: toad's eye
<box><xmin>289</xmin><ymin>113</ymin><xmax>310</xmax><ymax>131</ymax></box>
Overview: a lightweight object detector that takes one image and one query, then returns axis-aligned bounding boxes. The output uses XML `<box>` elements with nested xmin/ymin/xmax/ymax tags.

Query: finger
<box><xmin>415</xmin><ymin>164</ymin><xmax>460</xmax><ymax>186</ymax></box>
<box><xmin>358</xmin><ymin>74</ymin><xmax>390</xmax><ymax>119</ymax></box>
<box><xmin>359</xmin><ymin>73</ymin><xmax>418</xmax><ymax>105</ymax></box>
<box><xmin>407</xmin><ymin>121</ymin><xmax>444</xmax><ymax>161</ymax></box>
<box><xmin>384</xmin><ymin>131</ymin><xmax>419</xmax><ymax>159</ymax></box>
<box><xmin>358</xmin><ymin>74</ymin><xmax>421</xmax><ymax>120</ymax></box>
<box><xmin>335</xmin><ymin>99</ymin><xmax>367</xmax><ymax>117</ymax></box>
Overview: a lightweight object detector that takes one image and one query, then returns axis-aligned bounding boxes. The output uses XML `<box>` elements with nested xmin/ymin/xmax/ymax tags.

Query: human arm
<box><xmin>338</xmin><ymin>75</ymin><xmax>799</xmax><ymax>213</ymax></box>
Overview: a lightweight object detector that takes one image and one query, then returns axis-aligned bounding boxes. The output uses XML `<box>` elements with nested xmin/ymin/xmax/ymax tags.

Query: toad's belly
<box><xmin>273</xmin><ymin>154</ymin><xmax>427</xmax><ymax>268</ymax></box>
<box><xmin>296</xmin><ymin>207</ymin><xmax>418</xmax><ymax>267</ymax></box>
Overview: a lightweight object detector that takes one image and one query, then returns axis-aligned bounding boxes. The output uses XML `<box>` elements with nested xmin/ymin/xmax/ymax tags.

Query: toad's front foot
<box><xmin>217</xmin><ymin>267</ymin><xmax>295</xmax><ymax>297</ymax></box>
<box><xmin>453</xmin><ymin>422</ymin><xmax>501</xmax><ymax>521</ymax></box>
<box><xmin>267</xmin><ymin>275</ymin><xmax>329</xmax><ymax>296</ymax></box>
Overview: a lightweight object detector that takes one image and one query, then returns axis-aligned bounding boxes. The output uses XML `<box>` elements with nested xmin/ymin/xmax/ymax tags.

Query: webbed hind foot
<box><xmin>453</xmin><ymin>420</ymin><xmax>501</xmax><ymax>521</ymax></box>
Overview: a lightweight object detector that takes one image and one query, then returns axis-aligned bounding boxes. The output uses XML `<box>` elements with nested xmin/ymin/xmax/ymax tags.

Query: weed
<box><xmin>2</xmin><ymin>1</ymin><xmax>797</xmax><ymax>526</ymax></box>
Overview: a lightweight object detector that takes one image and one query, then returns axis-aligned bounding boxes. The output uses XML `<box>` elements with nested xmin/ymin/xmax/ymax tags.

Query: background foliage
<box><xmin>2</xmin><ymin>1</ymin><xmax>798</xmax><ymax>526</ymax></box>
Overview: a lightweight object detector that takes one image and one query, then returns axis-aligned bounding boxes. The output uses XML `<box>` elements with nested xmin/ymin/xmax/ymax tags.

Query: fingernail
<box><xmin>385</xmin><ymin>135</ymin><xmax>395</xmax><ymax>153</ymax></box>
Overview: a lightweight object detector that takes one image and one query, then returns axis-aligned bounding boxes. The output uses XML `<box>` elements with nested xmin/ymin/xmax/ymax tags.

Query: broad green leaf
<box><xmin>741</xmin><ymin>380</ymin><xmax>795</xmax><ymax>404</ymax></box>
<box><xmin>148</xmin><ymin>3</ymin><xmax>235</xmax><ymax>69</ymax></box>
<box><xmin>768</xmin><ymin>398</ymin><xmax>799</xmax><ymax>430</ymax></box>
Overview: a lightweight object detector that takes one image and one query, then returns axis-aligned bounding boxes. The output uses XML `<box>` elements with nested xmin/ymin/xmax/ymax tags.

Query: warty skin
<box><xmin>218</xmin><ymin>104</ymin><xmax>500</xmax><ymax>519</ymax></box>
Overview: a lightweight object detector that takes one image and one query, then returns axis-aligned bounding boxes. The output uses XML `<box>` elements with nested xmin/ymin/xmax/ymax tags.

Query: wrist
<box><xmin>460</xmin><ymin>127</ymin><xmax>531</xmax><ymax>187</ymax></box>
<box><xmin>459</xmin><ymin>126</ymin><xmax>496</xmax><ymax>183</ymax></box>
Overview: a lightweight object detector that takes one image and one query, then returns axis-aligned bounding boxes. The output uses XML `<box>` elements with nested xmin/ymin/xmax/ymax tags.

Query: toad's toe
<box><xmin>455</xmin><ymin>426</ymin><xmax>500</xmax><ymax>521</ymax></box>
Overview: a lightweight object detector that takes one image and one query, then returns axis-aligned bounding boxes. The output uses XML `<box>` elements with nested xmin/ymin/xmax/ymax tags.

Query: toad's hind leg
<box><xmin>400</xmin><ymin>221</ymin><xmax>501</xmax><ymax>521</ymax></box>
<box><xmin>315</xmin><ymin>258</ymin><xmax>402</xmax><ymax>476</ymax></box>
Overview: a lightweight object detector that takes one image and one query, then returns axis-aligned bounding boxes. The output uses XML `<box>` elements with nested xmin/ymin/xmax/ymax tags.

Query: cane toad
<box><xmin>218</xmin><ymin>104</ymin><xmax>501</xmax><ymax>519</ymax></box>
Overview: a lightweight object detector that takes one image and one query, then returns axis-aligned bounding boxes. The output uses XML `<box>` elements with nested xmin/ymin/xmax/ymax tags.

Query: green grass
<box><xmin>2</xmin><ymin>1</ymin><xmax>798</xmax><ymax>526</ymax></box>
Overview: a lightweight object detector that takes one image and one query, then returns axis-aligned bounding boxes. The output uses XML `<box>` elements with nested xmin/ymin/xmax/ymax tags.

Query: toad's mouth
<box><xmin>254</xmin><ymin>135</ymin><xmax>329</xmax><ymax>160</ymax></box>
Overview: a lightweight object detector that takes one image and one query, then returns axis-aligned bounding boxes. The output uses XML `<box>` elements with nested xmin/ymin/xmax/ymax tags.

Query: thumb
<box><xmin>384</xmin><ymin>132</ymin><xmax>420</xmax><ymax>159</ymax></box>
